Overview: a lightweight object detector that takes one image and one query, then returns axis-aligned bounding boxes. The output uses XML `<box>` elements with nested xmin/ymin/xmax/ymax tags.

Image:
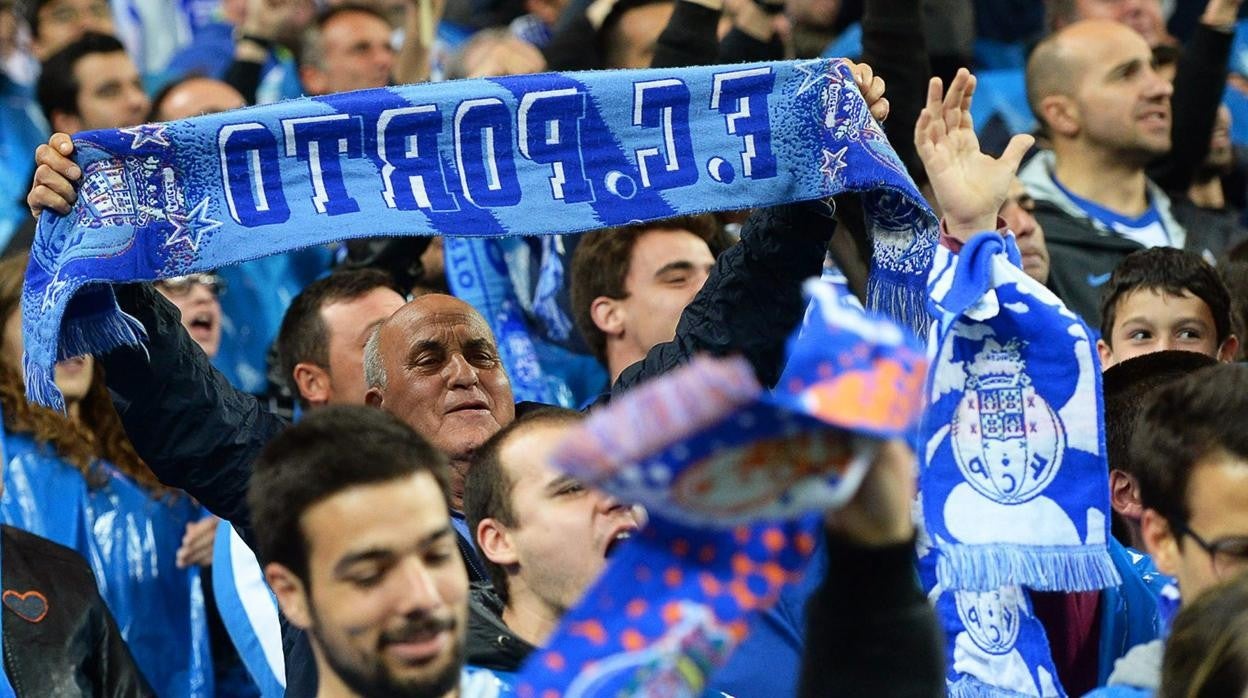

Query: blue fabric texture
<box><xmin>0</xmin><ymin>72</ymin><xmax>47</xmax><ymax>249</ymax></box>
<box><xmin>1096</xmin><ymin>540</ymin><xmax>1167</xmax><ymax>687</ymax></box>
<box><xmin>0</xmin><ymin>430</ymin><xmax>213</xmax><ymax>697</ymax></box>
<box><xmin>22</xmin><ymin>58</ymin><xmax>936</xmax><ymax>411</ymax></box>
<box><xmin>921</xmin><ymin>234</ymin><xmax>1119</xmax><ymax>594</ymax></box>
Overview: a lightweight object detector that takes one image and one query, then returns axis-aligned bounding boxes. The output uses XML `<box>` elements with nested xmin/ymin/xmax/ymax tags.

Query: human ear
<box><xmin>293</xmin><ymin>363</ymin><xmax>331</xmax><ymax>406</ymax></box>
<box><xmin>1109</xmin><ymin>470</ymin><xmax>1142</xmax><ymax>521</ymax></box>
<box><xmin>589</xmin><ymin>296</ymin><xmax>624</xmax><ymax>339</ymax></box>
<box><xmin>1218</xmin><ymin>334</ymin><xmax>1240</xmax><ymax>363</ymax></box>
<box><xmin>1140</xmin><ymin>509</ymin><xmax>1180</xmax><ymax>577</ymax></box>
<box><xmin>265</xmin><ymin>563</ymin><xmax>312</xmax><ymax>630</ymax></box>
<box><xmin>476</xmin><ymin>518</ymin><xmax>519</xmax><ymax>567</ymax></box>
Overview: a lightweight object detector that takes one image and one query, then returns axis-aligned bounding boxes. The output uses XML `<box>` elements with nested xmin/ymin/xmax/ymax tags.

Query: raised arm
<box><xmin>613</xmin><ymin>65</ymin><xmax>888</xmax><ymax>394</ymax></box>
<box><xmin>27</xmin><ymin>135</ymin><xmax>284</xmax><ymax>546</ymax></box>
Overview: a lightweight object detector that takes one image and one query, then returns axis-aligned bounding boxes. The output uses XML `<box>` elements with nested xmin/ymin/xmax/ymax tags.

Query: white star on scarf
<box><xmin>164</xmin><ymin>197</ymin><xmax>222</xmax><ymax>252</ymax></box>
<box><xmin>794</xmin><ymin>60</ymin><xmax>839</xmax><ymax>96</ymax></box>
<box><xmin>41</xmin><ymin>276</ymin><xmax>68</xmax><ymax>311</ymax></box>
<box><xmin>820</xmin><ymin>146</ymin><xmax>848</xmax><ymax>185</ymax></box>
<box><xmin>119</xmin><ymin>123</ymin><xmax>170</xmax><ymax>149</ymax></box>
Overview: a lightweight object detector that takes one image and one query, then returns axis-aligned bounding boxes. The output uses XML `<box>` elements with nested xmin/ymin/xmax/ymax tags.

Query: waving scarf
<box><xmin>920</xmin><ymin>234</ymin><xmax>1119</xmax><ymax>594</ymax></box>
<box><xmin>516</xmin><ymin>280</ymin><xmax>927</xmax><ymax>696</ymax></box>
<box><xmin>22</xmin><ymin>58</ymin><xmax>934</xmax><ymax>410</ymax></box>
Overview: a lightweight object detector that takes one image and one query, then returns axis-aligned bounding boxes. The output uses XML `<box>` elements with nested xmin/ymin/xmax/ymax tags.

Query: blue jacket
<box><xmin>0</xmin><ymin>430</ymin><xmax>213</xmax><ymax>697</ymax></box>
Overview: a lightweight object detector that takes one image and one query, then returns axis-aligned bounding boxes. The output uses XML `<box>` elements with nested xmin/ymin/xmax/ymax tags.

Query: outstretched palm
<box><xmin>914</xmin><ymin>69</ymin><xmax>1034</xmax><ymax>240</ymax></box>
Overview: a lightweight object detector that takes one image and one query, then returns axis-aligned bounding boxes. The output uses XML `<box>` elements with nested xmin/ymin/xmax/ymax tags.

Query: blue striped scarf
<box><xmin>21</xmin><ymin>58</ymin><xmax>934</xmax><ymax>410</ymax></box>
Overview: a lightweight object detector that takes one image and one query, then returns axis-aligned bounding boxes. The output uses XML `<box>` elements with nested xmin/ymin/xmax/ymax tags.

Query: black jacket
<box><xmin>99</xmin><ymin>201</ymin><xmax>835</xmax><ymax>696</ymax></box>
<box><xmin>1</xmin><ymin>526</ymin><xmax>153</xmax><ymax>697</ymax></box>
<box><xmin>466</xmin><ymin>584</ymin><xmax>533</xmax><ymax>674</ymax></box>
<box><xmin>798</xmin><ymin>534</ymin><xmax>944</xmax><ymax>698</ymax></box>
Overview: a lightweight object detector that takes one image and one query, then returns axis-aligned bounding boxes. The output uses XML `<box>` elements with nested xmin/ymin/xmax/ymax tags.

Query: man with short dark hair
<box><xmin>569</xmin><ymin>214</ymin><xmax>726</xmax><ymax>382</ymax></box>
<box><xmin>250</xmin><ymin>405</ymin><xmax>502</xmax><ymax>698</ymax></box>
<box><xmin>24</xmin><ymin>0</ymin><xmax>115</xmax><ymax>59</ymax></box>
<box><xmin>36</xmin><ymin>32</ymin><xmax>147</xmax><ymax>136</ymax></box>
<box><xmin>277</xmin><ymin>269</ymin><xmax>406</xmax><ymax>409</ymax></box>
<box><xmin>1086</xmin><ymin>364</ymin><xmax>1248</xmax><ymax>696</ymax></box>
<box><xmin>463</xmin><ymin>408</ymin><xmax>638</xmax><ymax>679</ymax></box>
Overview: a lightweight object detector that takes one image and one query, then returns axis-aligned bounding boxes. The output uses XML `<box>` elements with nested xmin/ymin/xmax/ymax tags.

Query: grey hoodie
<box><xmin>1017</xmin><ymin>151</ymin><xmax>1187</xmax><ymax>328</ymax></box>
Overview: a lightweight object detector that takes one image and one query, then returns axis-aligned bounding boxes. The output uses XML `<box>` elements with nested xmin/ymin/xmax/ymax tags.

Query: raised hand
<box><xmin>28</xmin><ymin>133</ymin><xmax>80</xmax><ymax>219</ymax></box>
<box><xmin>849</xmin><ymin>61</ymin><xmax>889</xmax><ymax>123</ymax></box>
<box><xmin>914</xmin><ymin>68</ymin><xmax>1033</xmax><ymax>242</ymax></box>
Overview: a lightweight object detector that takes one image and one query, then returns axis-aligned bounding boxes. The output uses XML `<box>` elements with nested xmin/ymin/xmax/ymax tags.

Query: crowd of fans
<box><xmin>2</xmin><ymin>0</ymin><xmax>1248</xmax><ymax>696</ymax></box>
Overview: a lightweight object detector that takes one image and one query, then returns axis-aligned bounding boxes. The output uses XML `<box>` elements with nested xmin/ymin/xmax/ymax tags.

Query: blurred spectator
<box><xmin>299</xmin><ymin>4</ymin><xmax>396</xmax><ymax>94</ymax></box>
<box><xmin>445</xmin><ymin>26</ymin><xmax>546</xmax><ymax>78</ymax></box>
<box><xmin>0</xmin><ymin>0</ymin><xmax>46</xmax><ymax>249</ymax></box>
<box><xmin>150</xmin><ymin>75</ymin><xmax>246</xmax><ymax>121</ymax></box>
<box><xmin>36</xmin><ymin>32</ymin><xmax>147</xmax><ymax>134</ymax></box>
<box><xmin>1172</xmin><ymin>104</ymin><xmax>1248</xmax><ymax>257</ymax></box>
<box><xmin>1159</xmin><ymin>571</ymin><xmax>1248</xmax><ymax>698</ymax></box>
<box><xmin>1046</xmin><ymin>0</ymin><xmax>1172</xmax><ymax>48</ymax></box>
<box><xmin>23</xmin><ymin>0</ymin><xmax>114</xmax><ymax>59</ymax></box>
<box><xmin>156</xmin><ymin>274</ymin><xmax>225</xmax><ymax>362</ymax></box>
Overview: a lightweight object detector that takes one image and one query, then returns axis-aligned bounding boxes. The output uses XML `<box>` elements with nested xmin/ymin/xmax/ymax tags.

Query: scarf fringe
<box><xmin>866</xmin><ymin>274</ymin><xmax>931</xmax><ymax>339</ymax></box>
<box><xmin>22</xmin><ymin>358</ymin><xmax>64</xmax><ymax>413</ymax></box>
<box><xmin>936</xmin><ymin>543</ymin><xmax>1122</xmax><ymax>593</ymax></box>
<box><xmin>947</xmin><ymin>676</ymin><xmax>1063</xmax><ymax>698</ymax></box>
<box><xmin>58</xmin><ymin>307</ymin><xmax>148</xmax><ymax>361</ymax></box>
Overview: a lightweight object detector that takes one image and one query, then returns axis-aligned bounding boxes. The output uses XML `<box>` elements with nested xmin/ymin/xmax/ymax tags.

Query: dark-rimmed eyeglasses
<box><xmin>155</xmin><ymin>274</ymin><xmax>224</xmax><ymax>298</ymax></box>
<box><xmin>1171</xmin><ymin>519</ymin><xmax>1248</xmax><ymax>580</ymax></box>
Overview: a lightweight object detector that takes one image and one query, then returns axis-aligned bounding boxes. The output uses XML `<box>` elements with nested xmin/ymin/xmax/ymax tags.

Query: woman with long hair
<box><xmin>0</xmin><ymin>253</ymin><xmax>212</xmax><ymax>698</ymax></box>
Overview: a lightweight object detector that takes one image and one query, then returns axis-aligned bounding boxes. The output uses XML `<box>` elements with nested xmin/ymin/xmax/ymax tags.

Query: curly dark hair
<box><xmin>0</xmin><ymin>254</ymin><xmax>171</xmax><ymax>496</ymax></box>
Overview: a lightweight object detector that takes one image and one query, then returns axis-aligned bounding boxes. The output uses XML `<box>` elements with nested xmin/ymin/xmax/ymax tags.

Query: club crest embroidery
<box><xmin>954</xmin><ymin>587</ymin><xmax>1020</xmax><ymax>656</ymax></box>
<box><xmin>951</xmin><ymin>339</ymin><xmax>1065</xmax><ymax>505</ymax></box>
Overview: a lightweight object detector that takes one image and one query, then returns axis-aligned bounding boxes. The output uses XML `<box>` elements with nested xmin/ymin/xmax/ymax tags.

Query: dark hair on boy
<box><xmin>1132</xmin><ymin>364</ymin><xmax>1248</xmax><ymax>527</ymax></box>
<box><xmin>249</xmin><ymin>405</ymin><xmax>449</xmax><ymax>583</ymax></box>
<box><xmin>464</xmin><ymin>407</ymin><xmax>583</xmax><ymax>604</ymax></box>
<box><xmin>276</xmin><ymin>268</ymin><xmax>400</xmax><ymax>407</ymax></box>
<box><xmin>36</xmin><ymin>31</ymin><xmax>126</xmax><ymax>123</ymax></box>
<box><xmin>1160</xmin><ymin>572</ymin><xmax>1248</xmax><ymax>698</ymax></box>
<box><xmin>1099</xmin><ymin>248</ymin><xmax>1234</xmax><ymax>348</ymax></box>
<box><xmin>569</xmin><ymin>214</ymin><xmax>727</xmax><ymax>364</ymax></box>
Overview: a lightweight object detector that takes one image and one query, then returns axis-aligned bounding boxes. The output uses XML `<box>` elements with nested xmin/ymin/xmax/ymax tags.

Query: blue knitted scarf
<box><xmin>22</xmin><ymin>58</ymin><xmax>934</xmax><ymax>409</ymax></box>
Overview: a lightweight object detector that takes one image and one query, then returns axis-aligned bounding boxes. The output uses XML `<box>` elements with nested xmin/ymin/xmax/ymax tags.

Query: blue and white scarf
<box><xmin>516</xmin><ymin>281</ymin><xmax>927</xmax><ymax>695</ymax></box>
<box><xmin>917</xmin><ymin>540</ymin><xmax>1066</xmax><ymax>698</ymax></box>
<box><xmin>920</xmin><ymin>232</ymin><xmax>1119</xmax><ymax>594</ymax></box>
<box><xmin>21</xmin><ymin>58</ymin><xmax>935</xmax><ymax>410</ymax></box>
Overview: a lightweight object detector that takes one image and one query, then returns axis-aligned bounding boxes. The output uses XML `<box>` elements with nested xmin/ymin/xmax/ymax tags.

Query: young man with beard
<box><xmin>249</xmin><ymin>406</ymin><xmax>506</xmax><ymax>698</ymax></box>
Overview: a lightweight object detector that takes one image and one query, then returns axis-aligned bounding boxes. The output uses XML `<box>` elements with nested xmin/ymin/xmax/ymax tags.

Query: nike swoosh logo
<box><xmin>1087</xmin><ymin>272</ymin><xmax>1112</xmax><ymax>287</ymax></box>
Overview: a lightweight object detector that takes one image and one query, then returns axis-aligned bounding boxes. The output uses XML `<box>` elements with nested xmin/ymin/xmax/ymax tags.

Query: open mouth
<box><xmin>604</xmin><ymin>527</ymin><xmax>637</xmax><ymax>558</ymax></box>
<box><xmin>188</xmin><ymin>311</ymin><xmax>216</xmax><ymax>335</ymax></box>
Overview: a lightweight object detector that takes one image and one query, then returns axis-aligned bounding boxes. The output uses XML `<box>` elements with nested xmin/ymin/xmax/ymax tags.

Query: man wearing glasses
<box><xmin>155</xmin><ymin>273</ymin><xmax>224</xmax><ymax>360</ymax></box>
<box><xmin>1089</xmin><ymin>363</ymin><xmax>1248</xmax><ymax>696</ymax></box>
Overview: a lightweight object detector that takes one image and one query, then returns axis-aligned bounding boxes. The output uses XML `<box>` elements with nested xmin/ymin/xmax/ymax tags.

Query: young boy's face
<box><xmin>1097</xmin><ymin>288</ymin><xmax>1238</xmax><ymax>368</ymax></box>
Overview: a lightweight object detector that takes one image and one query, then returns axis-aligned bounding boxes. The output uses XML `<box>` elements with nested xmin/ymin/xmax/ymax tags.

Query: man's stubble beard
<box><xmin>311</xmin><ymin>615</ymin><xmax>465</xmax><ymax>698</ymax></box>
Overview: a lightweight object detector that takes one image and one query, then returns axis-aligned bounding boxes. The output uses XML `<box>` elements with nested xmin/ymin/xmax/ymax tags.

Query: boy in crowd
<box><xmin>1096</xmin><ymin>246</ymin><xmax>1239</xmax><ymax>368</ymax></box>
